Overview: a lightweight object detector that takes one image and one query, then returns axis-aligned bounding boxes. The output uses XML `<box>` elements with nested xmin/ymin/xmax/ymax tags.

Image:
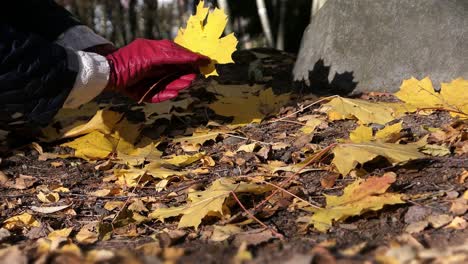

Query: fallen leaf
<box><xmin>232</xmin><ymin>228</ymin><xmax>277</xmax><ymax>247</ymax></box>
<box><xmin>88</xmin><ymin>189</ymin><xmax>112</xmax><ymax>197</ymax></box>
<box><xmin>0</xmin><ymin>246</ymin><xmax>27</xmax><ymax>264</ymax></box>
<box><xmin>450</xmin><ymin>198</ymin><xmax>467</xmax><ymax>215</ymax></box>
<box><xmin>3</xmin><ymin>174</ymin><xmax>37</xmax><ymax>190</ymax></box>
<box><xmin>104</xmin><ymin>201</ymin><xmax>126</xmax><ymax>211</ymax></box>
<box><xmin>375</xmin><ymin>122</ymin><xmax>403</xmax><ymax>141</ymax></box>
<box><xmin>3</xmin><ymin>213</ymin><xmax>41</xmax><ymax>230</ymax></box>
<box><xmin>48</xmin><ymin>228</ymin><xmax>73</xmax><ymax>240</ymax></box>
<box><xmin>209</xmin><ymin>88</ymin><xmax>290</xmax><ymax>124</ymax></box>
<box><xmin>133</xmin><ymin>98</ymin><xmax>194</xmax><ymax>119</ymax></box>
<box><xmin>211</xmin><ymin>225</ymin><xmax>242</xmax><ymax>242</ymax></box>
<box><xmin>62</xmin><ymin>110</ymin><xmax>123</xmax><ymax>138</ymax></box>
<box><xmin>30</xmin><ymin>204</ymin><xmax>71</xmax><ymax>214</ymax></box>
<box><xmin>300</xmin><ymin>118</ymin><xmax>323</xmax><ymax>135</ymax></box>
<box><xmin>37</xmin><ymin>192</ymin><xmax>60</xmax><ymax>203</ymax></box>
<box><xmin>233</xmin><ymin>241</ymin><xmax>253</xmax><ymax>264</ymax></box>
<box><xmin>420</xmin><ymin>144</ymin><xmax>451</xmax><ymax>156</ymax></box>
<box><xmin>237</xmin><ymin>143</ymin><xmax>257</xmax><ymax>153</ymax></box>
<box><xmin>427</xmin><ymin>214</ymin><xmax>453</xmax><ymax>228</ymax></box>
<box><xmin>75</xmin><ymin>223</ymin><xmax>98</xmax><ymax>245</ymax></box>
<box><xmin>323</xmin><ymin>97</ymin><xmax>404</xmax><ymax>125</ymax></box>
<box><xmin>150</xmin><ymin>178</ymin><xmax>271</xmax><ymax>229</ymax></box>
<box><xmin>206</xmin><ymin>82</ymin><xmax>263</xmax><ymax>97</ymax></box>
<box><xmin>307</xmin><ymin>173</ymin><xmax>404</xmax><ymax>232</ymax></box>
<box><xmin>172</xmin><ymin>128</ymin><xmax>220</xmax><ymax>151</ymax></box>
<box><xmin>62</xmin><ymin>131</ymin><xmax>114</xmax><ymax>160</ymax></box>
<box><xmin>350</xmin><ymin>123</ymin><xmax>403</xmax><ymax>143</ymax></box>
<box><xmin>163</xmin><ymin>153</ymin><xmax>205</xmax><ymax>167</ymax></box>
<box><xmin>271</xmin><ymin>155</ymin><xmax>321</xmax><ymax>174</ymax></box>
<box><xmin>395</xmin><ymin>77</ymin><xmax>468</xmax><ymax>119</ymax></box>
<box><xmin>349</xmin><ymin>125</ymin><xmax>373</xmax><ymax>143</ymax></box>
<box><xmin>174</xmin><ymin>0</ymin><xmax>238</xmax><ymax>76</ymax></box>
<box><xmin>445</xmin><ymin>217</ymin><xmax>467</xmax><ymax>230</ymax></box>
<box><xmin>332</xmin><ymin>142</ymin><xmax>426</xmax><ymax>175</ymax></box>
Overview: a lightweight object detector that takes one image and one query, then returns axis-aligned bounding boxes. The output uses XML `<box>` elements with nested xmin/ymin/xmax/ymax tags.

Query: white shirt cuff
<box><xmin>63</xmin><ymin>51</ymin><xmax>110</xmax><ymax>109</ymax></box>
<box><xmin>56</xmin><ymin>25</ymin><xmax>112</xmax><ymax>51</ymax></box>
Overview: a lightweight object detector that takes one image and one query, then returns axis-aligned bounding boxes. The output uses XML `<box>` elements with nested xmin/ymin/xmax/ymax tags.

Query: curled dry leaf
<box><xmin>30</xmin><ymin>204</ymin><xmax>71</xmax><ymax>214</ymax></box>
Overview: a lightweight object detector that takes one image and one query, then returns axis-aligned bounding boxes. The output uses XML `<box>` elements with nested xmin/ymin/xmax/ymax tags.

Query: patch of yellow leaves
<box><xmin>349</xmin><ymin>122</ymin><xmax>403</xmax><ymax>143</ymax></box>
<box><xmin>209</xmin><ymin>88</ymin><xmax>290</xmax><ymax>124</ymax></box>
<box><xmin>308</xmin><ymin>173</ymin><xmax>404</xmax><ymax>232</ymax></box>
<box><xmin>323</xmin><ymin>97</ymin><xmax>406</xmax><ymax>125</ymax></box>
<box><xmin>3</xmin><ymin>213</ymin><xmax>40</xmax><ymax>230</ymax></box>
<box><xmin>395</xmin><ymin>77</ymin><xmax>468</xmax><ymax>119</ymax></box>
<box><xmin>175</xmin><ymin>0</ymin><xmax>238</xmax><ymax>76</ymax></box>
<box><xmin>149</xmin><ymin>178</ymin><xmax>271</xmax><ymax>229</ymax></box>
<box><xmin>332</xmin><ymin>142</ymin><xmax>425</xmax><ymax>175</ymax></box>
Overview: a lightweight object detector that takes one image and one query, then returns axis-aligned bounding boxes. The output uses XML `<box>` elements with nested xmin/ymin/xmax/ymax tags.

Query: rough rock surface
<box><xmin>293</xmin><ymin>0</ymin><xmax>468</xmax><ymax>94</ymax></box>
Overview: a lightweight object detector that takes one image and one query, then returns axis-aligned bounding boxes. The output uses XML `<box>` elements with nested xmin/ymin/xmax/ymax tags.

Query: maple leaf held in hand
<box><xmin>175</xmin><ymin>0</ymin><xmax>238</xmax><ymax>76</ymax></box>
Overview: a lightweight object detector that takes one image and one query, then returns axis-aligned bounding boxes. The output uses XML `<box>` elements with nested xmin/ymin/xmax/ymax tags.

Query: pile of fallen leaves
<box><xmin>1</xmin><ymin>73</ymin><xmax>466</xmax><ymax>262</ymax></box>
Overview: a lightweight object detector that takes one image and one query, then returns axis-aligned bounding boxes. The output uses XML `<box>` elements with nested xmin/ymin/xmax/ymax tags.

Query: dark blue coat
<box><xmin>0</xmin><ymin>1</ymin><xmax>82</xmax><ymax>131</ymax></box>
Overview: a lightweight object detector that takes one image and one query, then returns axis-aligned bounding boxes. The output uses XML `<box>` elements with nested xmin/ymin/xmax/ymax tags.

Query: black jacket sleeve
<box><xmin>0</xmin><ymin>25</ymin><xmax>78</xmax><ymax>130</ymax></box>
<box><xmin>1</xmin><ymin>0</ymin><xmax>82</xmax><ymax>41</ymax></box>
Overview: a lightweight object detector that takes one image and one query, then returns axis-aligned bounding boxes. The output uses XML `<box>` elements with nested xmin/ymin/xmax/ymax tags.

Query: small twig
<box><xmin>268</xmin><ymin>95</ymin><xmax>338</xmax><ymax>123</ymax></box>
<box><xmin>111</xmin><ymin>171</ymin><xmax>147</xmax><ymax>226</ymax></box>
<box><xmin>230</xmin><ymin>190</ymin><xmax>283</xmax><ymax>239</ymax></box>
<box><xmin>253</xmin><ymin>143</ymin><xmax>337</xmax><ymax>211</ymax></box>
<box><xmin>260</xmin><ymin>181</ymin><xmax>322</xmax><ymax>209</ymax></box>
<box><xmin>274</xmin><ymin>119</ymin><xmax>307</xmax><ymax>126</ymax></box>
<box><xmin>222</xmin><ymin>133</ymin><xmax>272</xmax><ymax>145</ymax></box>
<box><xmin>416</xmin><ymin>107</ymin><xmax>467</xmax><ymax>116</ymax></box>
<box><xmin>235</xmin><ymin>175</ymin><xmax>321</xmax><ymax>209</ymax></box>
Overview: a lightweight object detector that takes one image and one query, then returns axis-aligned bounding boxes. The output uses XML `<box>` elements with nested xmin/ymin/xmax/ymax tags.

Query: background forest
<box><xmin>55</xmin><ymin>0</ymin><xmax>319</xmax><ymax>53</ymax></box>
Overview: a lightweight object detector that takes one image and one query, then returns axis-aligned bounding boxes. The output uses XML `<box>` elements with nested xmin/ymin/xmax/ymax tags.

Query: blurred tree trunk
<box><xmin>112</xmin><ymin>1</ymin><xmax>126</xmax><ymax>46</ymax></box>
<box><xmin>256</xmin><ymin>0</ymin><xmax>274</xmax><ymax>47</ymax></box>
<box><xmin>144</xmin><ymin>0</ymin><xmax>159</xmax><ymax>39</ymax></box>
<box><xmin>124</xmin><ymin>0</ymin><xmax>137</xmax><ymax>42</ymax></box>
<box><xmin>275</xmin><ymin>0</ymin><xmax>286</xmax><ymax>50</ymax></box>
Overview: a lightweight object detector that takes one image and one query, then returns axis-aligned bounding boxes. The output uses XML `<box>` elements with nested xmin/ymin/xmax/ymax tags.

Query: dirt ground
<box><xmin>0</xmin><ymin>49</ymin><xmax>467</xmax><ymax>263</ymax></box>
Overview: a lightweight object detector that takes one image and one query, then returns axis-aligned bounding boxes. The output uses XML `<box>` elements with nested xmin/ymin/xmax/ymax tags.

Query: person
<box><xmin>0</xmin><ymin>1</ymin><xmax>209</xmax><ymax>133</ymax></box>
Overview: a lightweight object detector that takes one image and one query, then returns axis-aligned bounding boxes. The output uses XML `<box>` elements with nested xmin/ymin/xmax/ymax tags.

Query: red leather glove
<box><xmin>105</xmin><ymin>39</ymin><xmax>209</xmax><ymax>103</ymax></box>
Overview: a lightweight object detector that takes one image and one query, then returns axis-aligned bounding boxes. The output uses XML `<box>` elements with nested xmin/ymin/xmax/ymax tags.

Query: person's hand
<box><xmin>104</xmin><ymin>39</ymin><xmax>209</xmax><ymax>103</ymax></box>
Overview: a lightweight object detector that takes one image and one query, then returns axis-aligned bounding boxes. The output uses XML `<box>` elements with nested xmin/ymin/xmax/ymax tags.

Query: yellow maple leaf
<box><xmin>323</xmin><ymin>97</ymin><xmax>405</xmax><ymax>125</ymax></box>
<box><xmin>175</xmin><ymin>0</ymin><xmax>238</xmax><ymax>76</ymax></box>
<box><xmin>349</xmin><ymin>122</ymin><xmax>403</xmax><ymax>143</ymax></box>
<box><xmin>75</xmin><ymin>223</ymin><xmax>98</xmax><ymax>245</ymax></box>
<box><xmin>62</xmin><ymin>131</ymin><xmax>114</xmax><ymax>160</ymax></box>
<box><xmin>395</xmin><ymin>77</ymin><xmax>468</xmax><ymax>119</ymax></box>
<box><xmin>163</xmin><ymin>153</ymin><xmax>205</xmax><ymax>167</ymax></box>
<box><xmin>62</xmin><ymin>110</ymin><xmax>123</xmax><ymax>138</ymax></box>
<box><xmin>149</xmin><ymin>178</ymin><xmax>271</xmax><ymax>229</ymax></box>
<box><xmin>332</xmin><ymin>142</ymin><xmax>426</xmax><ymax>175</ymax></box>
<box><xmin>172</xmin><ymin>128</ymin><xmax>221</xmax><ymax>146</ymax></box>
<box><xmin>3</xmin><ymin>213</ymin><xmax>40</xmax><ymax>230</ymax></box>
<box><xmin>308</xmin><ymin>173</ymin><xmax>404</xmax><ymax>232</ymax></box>
<box><xmin>209</xmin><ymin>88</ymin><xmax>290</xmax><ymax>124</ymax></box>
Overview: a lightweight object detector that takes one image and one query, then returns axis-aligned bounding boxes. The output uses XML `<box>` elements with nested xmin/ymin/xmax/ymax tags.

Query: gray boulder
<box><xmin>293</xmin><ymin>0</ymin><xmax>468</xmax><ymax>94</ymax></box>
